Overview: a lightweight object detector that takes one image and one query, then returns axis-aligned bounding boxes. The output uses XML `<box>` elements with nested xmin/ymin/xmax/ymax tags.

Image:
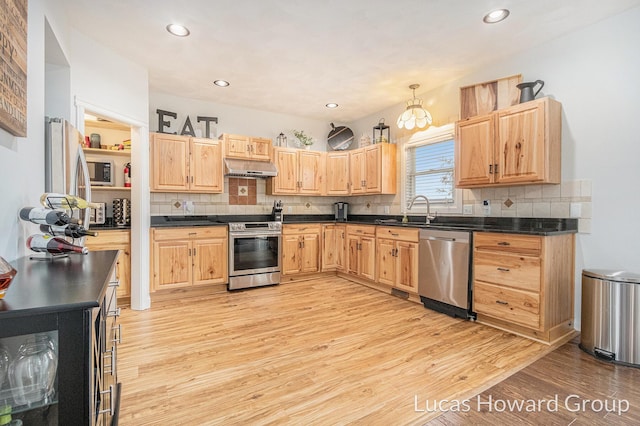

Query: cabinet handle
<box><xmin>489</xmin><ymin>164</ymin><xmax>493</xmax><ymax>174</ymax></box>
<box><xmin>193</xmin><ymin>248</ymin><xmax>197</xmax><ymax>256</ymax></box>
<box><xmin>391</xmin><ymin>232</ymin><xmax>399</xmax><ymax>237</ymax></box>
<box><xmin>495</xmin><ymin>300</ymin><xmax>509</xmax><ymax>305</ymax></box>
<box><xmin>191</xmin><ymin>176</ymin><xmax>194</xmax><ymax>183</ymax></box>
<box><xmin>189</xmin><ymin>248</ymin><xmax>192</xmax><ymax>256</ymax></box>
<box><xmin>99</xmin><ymin>385</ymin><xmax>115</xmax><ymax>415</ymax></box>
<box><xmin>108</xmin><ymin>307</ymin><xmax>121</xmax><ymax>318</ymax></box>
<box><xmin>108</xmin><ymin>280</ymin><xmax>120</xmax><ymax>288</ymax></box>
<box><xmin>301</xmin><ymin>241</ymin><xmax>305</xmax><ymax>248</ymax></box>
<box><xmin>186</xmin><ymin>176</ymin><xmax>189</xmax><ymax>184</ymax></box>
<box><xmin>497</xmin><ymin>242</ymin><xmax>510</xmax><ymax>246</ymax></box>
<box><xmin>104</xmin><ymin>346</ymin><xmax>117</xmax><ymax>375</ymax></box>
<box><xmin>497</xmin><ymin>267</ymin><xmax>510</xmax><ymax>272</ymax></box>
<box><xmin>356</xmin><ymin>230</ymin><xmax>363</xmax><ymax>233</ymax></box>
<box><xmin>188</xmin><ymin>232</ymin><xmax>197</xmax><ymax>236</ymax></box>
<box><xmin>494</xmin><ymin>164</ymin><xmax>499</xmax><ymax>174</ymax></box>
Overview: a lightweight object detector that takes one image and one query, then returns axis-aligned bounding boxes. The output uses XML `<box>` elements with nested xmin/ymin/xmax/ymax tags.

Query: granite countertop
<box><xmin>150</xmin><ymin>214</ymin><xmax>578</xmax><ymax>235</ymax></box>
<box><xmin>1</xmin><ymin>250</ymin><xmax>119</xmax><ymax>318</ymax></box>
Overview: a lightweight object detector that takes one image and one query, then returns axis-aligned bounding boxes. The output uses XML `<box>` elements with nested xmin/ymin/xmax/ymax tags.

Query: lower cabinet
<box><xmin>322</xmin><ymin>224</ymin><xmax>346</xmax><ymax>272</ymax></box>
<box><xmin>472</xmin><ymin>232</ymin><xmax>575</xmax><ymax>343</ymax></box>
<box><xmin>376</xmin><ymin>227</ymin><xmax>419</xmax><ymax>294</ymax></box>
<box><xmin>85</xmin><ymin>229</ymin><xmax>131</xmax><ymax>301</ymax></box>
<box><xmin>346</xmin><ymin>225</ymin><xmax>376</xmax><ymax>281</ymax></box>
<box><xmin>282</xmin><ymin>224</ymin><xmax>321</xmax><ymax>275</ymax></box>
<box><xmin>151</xmin><ymin>226</ymin><xmax>228</xmax><ymax>291</ymax></box>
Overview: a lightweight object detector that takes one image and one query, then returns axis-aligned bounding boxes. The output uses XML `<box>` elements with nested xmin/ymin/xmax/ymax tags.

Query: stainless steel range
<box><xmin>228</xmin><ymin>221</ymin><xmax>282</xmax><ymax>290</ymax></box>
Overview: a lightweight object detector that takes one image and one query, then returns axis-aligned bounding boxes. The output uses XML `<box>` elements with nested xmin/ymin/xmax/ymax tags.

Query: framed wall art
<box><xmin>0</xmin><ymin>0</ymin><xmax>28</xmax><ymax>137</ymax></box>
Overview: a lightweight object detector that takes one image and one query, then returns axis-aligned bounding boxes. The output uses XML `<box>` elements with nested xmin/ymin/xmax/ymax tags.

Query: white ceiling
<box><xmin>59</xmin><ymin>0</ymin><xmax>640</xmax><ymax>123</ymax></box>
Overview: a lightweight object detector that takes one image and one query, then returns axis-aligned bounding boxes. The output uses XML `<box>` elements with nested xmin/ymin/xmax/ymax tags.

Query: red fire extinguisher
<box><xmin>124</xmin><ymin>162</ymin><xmax>131</xmax><ymax>187</ymax></box>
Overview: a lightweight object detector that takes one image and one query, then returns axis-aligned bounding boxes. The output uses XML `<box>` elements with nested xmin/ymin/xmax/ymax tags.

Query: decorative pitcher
<box><xmin>516</xmin><ymin>80</ymin><xmax>544</xmax><ymax>103</ymax></box>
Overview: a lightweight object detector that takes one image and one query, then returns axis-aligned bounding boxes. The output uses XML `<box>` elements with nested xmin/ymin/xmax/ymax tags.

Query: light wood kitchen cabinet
<box><xmin>325</xmin><ymin>151</ymin><xmax>350</xmax><ymax>195</ymax></box>
<box><xmin>376</xmin><ymin>227</ymin><xmax>419</xmax><ymax>294</ymax></box>
<box><xmin>472</xmin><ymin>231</ymin><xmax>575</xmax><ymax>344</ymax></box>
<box><xmin>282</xmin><ymin>224</ymin><xmax>321</xmax><ymax>275</ymax></box>
<box><xmin>150</xmin><ymin>133</ymin><xmax>223</xmax><ymax>193</ymax></box>
<box><xmin>151</xmin><ymin>226</ymin><xmax>228</xmax><ymax>290</ymax></box>
<box><xmin>349</xmin><ymin>144</ymin><xmax>397</xmax><ymax>194</ymax></box>
<box><xmin>267</xmin><ymin>147</ymin><xmax>324</xmax><ymax>195</ymax></box>
<box><xmin>84</xmin><ymin>229</ymin><xmax>131</xmax><ymax>300</ymax></box>
<box><xmin>220</xmin><ymin>133</ymin><xmax>272</xmax><ymax>161</ymax></box>
<box><xmin>322</xmin><ymin>224</ymin><xmax>346</xmax><ymax>271</ymax></box>
<box><xmin>346</xmin><ymin>225</ymin><xmax>376</xmax><ymax>281</ymax></box>
<box><xmin>455</xmin><ymin>97</ymin><xmax>561</xmax><ymax>188</ymax></box>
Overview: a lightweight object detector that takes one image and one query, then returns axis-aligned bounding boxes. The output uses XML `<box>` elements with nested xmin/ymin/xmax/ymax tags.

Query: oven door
<box><xmin>229</xmin><ymin>232</ymin><xmax>281</xmax><ymax>277</ymax></box>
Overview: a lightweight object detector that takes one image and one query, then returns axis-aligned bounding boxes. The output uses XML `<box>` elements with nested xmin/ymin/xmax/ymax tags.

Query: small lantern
<box><xmin>276</xmin><ymin>132</ymin><xmax>287</xmax><ymax>147</ymax></box>
<box><xmin>373</xmin><ymin>118</ymin><xmax>390</xmax><ymax>144</ymax></box>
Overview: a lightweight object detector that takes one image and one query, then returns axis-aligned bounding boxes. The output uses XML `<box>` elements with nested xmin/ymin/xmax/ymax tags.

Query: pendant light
<box><xmin>397</xmin><ymin>84</ymin><xmax>432</xmax><ymax>130</ymax></box>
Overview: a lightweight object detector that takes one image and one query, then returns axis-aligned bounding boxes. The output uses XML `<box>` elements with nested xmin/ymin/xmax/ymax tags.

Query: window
<box><xmin>404</xmin><ymin>124</ymin><xmax>461</xmax><ymax>213</ymax></box>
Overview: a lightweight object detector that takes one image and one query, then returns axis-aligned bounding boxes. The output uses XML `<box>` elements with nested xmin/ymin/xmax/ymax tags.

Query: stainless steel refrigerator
<box><xmin>44</xmin><ymin>117</ymin><xmax>92</xmax><ymax>226</ymax></box>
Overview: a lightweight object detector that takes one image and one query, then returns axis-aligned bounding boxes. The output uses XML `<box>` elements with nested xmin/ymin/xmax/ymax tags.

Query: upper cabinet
<box><xmin>455</xmin><ymin>97</ymin><xmax>562</xmax><ymax>188</ymax></box>
<box><xmin>349</xmin><ymin>144</ymin><xmax>396</xmax><ymax>195</ymax></box>
<box><xmin>150</xmin><ymin>133</ymin><xmax>223</xmax><ymax>193</ymax></box>
<box><xmin>325</xmin><ymin>151</ymin><xmax>350</xmax><ymax>195</ymax></box>
<box><xmin>220</xmin><ymin>134</ymin><xmax>272</xmax><ymax>161</ymax></box>
<box><xmin>267</xmin><ymin>147</ymin><xmax>324</xmax><ymax>195</ymax></box>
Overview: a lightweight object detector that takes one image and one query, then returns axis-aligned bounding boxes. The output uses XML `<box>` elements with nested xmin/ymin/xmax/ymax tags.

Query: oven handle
<box><xmin>229</xmin><ymin>231</ymin><xmax>282</xmax><ymax>238</ymax></box>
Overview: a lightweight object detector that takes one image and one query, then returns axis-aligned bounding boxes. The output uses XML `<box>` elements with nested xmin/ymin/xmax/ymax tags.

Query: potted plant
<box><xmin>293</xmin><ymin>130</ymin><xmax>314</xmax><ymax>149</ymax></box>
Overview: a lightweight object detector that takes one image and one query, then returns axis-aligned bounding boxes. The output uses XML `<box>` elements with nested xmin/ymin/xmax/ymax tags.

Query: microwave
<box><xmin>87</xmin><ymin>160</ymin><xmax>114</xmax><ymax>186</ymax></box>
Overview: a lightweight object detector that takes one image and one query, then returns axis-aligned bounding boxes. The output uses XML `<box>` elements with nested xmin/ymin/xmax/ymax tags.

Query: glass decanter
<box><xmin>8</xmin><ymin>334</ymin><xmax>58</xmax><ymax>406</ymax></box>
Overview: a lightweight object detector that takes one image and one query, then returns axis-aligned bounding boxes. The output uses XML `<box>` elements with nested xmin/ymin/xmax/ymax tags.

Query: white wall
<box><xmin>150</xmin><ymin>92</ymin><xmax>332</xmax><ymax>150</ymax></box>
<box><xmin>350</xmin><ymin>6</ymin><xmax>640</xmax><ymax>328</ymax></box>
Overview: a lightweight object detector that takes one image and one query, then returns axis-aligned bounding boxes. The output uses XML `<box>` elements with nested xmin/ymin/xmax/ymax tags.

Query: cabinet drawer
<box><xmin>376</xmin><ymin>226</ymin><xmax>419</xmax><ymax>242</ymax></box>
<box><xmin>474</xmin><ymin>282</ymin><xmax>540</xmax><ymax>330</ymax></box>
<box><xmin>474</xmin><ymin>232</ymin><xmax>541</xmax><ymax>256</ymax></box>
<box><xmin>346</xmin><ymin>224</ymin><xmax>376</xmax><ymax>237</ymax></box>
<box><xmin>474</xmin><ymin>251</ymin><xmax>541</xmax><ymax>292</ymax></box>
<box><xmin>283</xmin><ymin>224</ymin><xmax>321</xmax><ymax>234</ymax></box>
<box><xmin>153</xmin><ymin>226</ymin><xmax>227</xmax><ymax>241</ymax></box>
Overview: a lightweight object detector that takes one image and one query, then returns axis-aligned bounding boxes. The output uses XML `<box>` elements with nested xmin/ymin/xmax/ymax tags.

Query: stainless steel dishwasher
<box><xmin>418</xmin><ymin>228</ymin><xmax>474</xmax><ymax>319</ymax></box>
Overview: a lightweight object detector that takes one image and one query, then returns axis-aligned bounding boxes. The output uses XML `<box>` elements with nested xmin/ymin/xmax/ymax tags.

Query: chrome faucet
<box><xmin>407</xmin><ymin>195</ymin><xmax>436</xmax><ymax>224</ymax></box>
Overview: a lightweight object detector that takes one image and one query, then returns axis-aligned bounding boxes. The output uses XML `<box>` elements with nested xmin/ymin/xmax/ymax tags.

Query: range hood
<box><xmin>224</xmin><ymin>158</ymin><xmax>278</xmax><ymax>178</ymax></box>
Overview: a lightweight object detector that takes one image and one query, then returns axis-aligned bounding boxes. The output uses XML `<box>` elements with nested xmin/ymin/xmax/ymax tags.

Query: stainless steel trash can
<box><xmin>580</xmin><ymin>269</ymin><xmax>640</xmax><ymax>367</ymax></box>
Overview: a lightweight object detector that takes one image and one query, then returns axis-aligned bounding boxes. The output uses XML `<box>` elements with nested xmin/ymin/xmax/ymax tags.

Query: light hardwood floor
<box><xmin>117</xmin><ymin>276</ymin><xmax>559</xmax><ymax>425</ymax></box>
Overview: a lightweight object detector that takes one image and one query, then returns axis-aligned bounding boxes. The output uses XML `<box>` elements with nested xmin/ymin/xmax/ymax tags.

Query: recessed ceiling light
<box><xmin>213</xmin><ymin>80</ymin><xmax>230</xmax><ymax>87</ymax></box>
<box><xmin>483</xmin><ymin>9</ymin><xmax>510</xmax><ymax>24</ymax></box>
<box><xmin>325</xmin><ymin>103</ymin><xmax>339</xmax><ymax>108</ymax></box>
<box><xmin>166</xmin><ymin>24</ymin><xmax>190</xmax><ymax>37</ymax></box>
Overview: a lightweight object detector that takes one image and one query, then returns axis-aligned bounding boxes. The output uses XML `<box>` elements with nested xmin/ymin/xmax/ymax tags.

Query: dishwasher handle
<box><xmin>426</xmin><ymin>236</ymin><xmax>457</xmax><ymax>242</ymax></box>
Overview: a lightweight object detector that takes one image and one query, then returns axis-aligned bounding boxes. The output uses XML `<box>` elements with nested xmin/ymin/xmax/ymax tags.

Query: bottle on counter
<box><xmin>39</xmin><ymin>224</ymin><xmax>98</xmax><ymax>239</ymax></box>
<box><xmin>26</xmin><ymin>234</ymin><xmax>88</xmax><ymax>255</ymax></box>
<box><xmin>19</xmin><ymin>207</ymin><xmax>81</xmax><ymax>226</ymax></box>
<box><xmin>39</xmin><ymin>193</ymin><xmax>101</xmax><ymax>210</ymax></box>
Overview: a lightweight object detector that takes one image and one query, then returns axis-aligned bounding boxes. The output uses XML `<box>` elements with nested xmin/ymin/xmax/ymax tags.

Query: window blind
<box><xmin>405</xmin><ymin>139</ymin><xmax>455</xmax><ymax>204</ymax></box>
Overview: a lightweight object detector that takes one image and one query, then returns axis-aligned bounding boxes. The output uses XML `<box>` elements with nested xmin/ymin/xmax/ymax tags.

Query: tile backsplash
<box><xmin>150</xmin><ymin>178</ymin><xmax>592</xmax><ymax>233</ymax></box>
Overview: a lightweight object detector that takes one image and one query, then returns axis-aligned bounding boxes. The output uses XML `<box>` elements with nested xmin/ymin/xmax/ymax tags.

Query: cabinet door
<box><xmin>282</xmin><ymin>234</ymin><xmax>302</xmax><ymax>275</ymax></box>
<box><xmin>272</xmin><ymin>148</ymin><xmax>299</xmax><ymax>194</ymax></box>
<box><xmin>322</xmin><ymin>225</ymin><xmax>337</xmax><ymax>271</ymax></box>
<box><xmin>395</xmin><ymin>241</ymin><xmax>419</xmax><ymax>293</ymax></box>
<box><xmin>495</xmin><ymin>100</ymin><xmax>546</xmax><ymax>184</ymax></box>
<box><xmin>376</xmin><ymin>238</ymin><xmax>395</xmax><ymax>286</ymax></box>
<box><xmin>335</xmin><ymin>226</ymin><xmax>346</xmax><ymax>271</ymax></box>
<box><xmin>153</xmin><ymin>240</ymin><xmax>192</xmax><ymax>289</ymax></box>
<box><xmin>349</xmin><ymin>149</ymin><xmax>366</xmax><ymax>194</ymax></box>
<box><xmin>326</xmin><ymin>152</ymin><xmax>350</xmax><ymax>195</ymax></box>
<box><xmin>190</xmin><ymin>138</ymin><xmax>223</xmax><ymax>193</ymax></box>
<box><xmin>455</xmin><ymin>115</ymin><xmax>494</xmax><ymax>187</ymax></box>
<box><xmin>364</xmin><ymin>145</ymin><xmax>381</xmax><ymax>193</ymax></box>
<box><xmin>224</xmin><ymin>134</ymin><xmax>250</xmax><ymax>159</ymax></box>
<box><xmin>192</xmin><ymin>238</ymin><xmax>228</xmax><ymax>285</ymax></box>
<box><xmin>250</xmin><ymin>137</ymin><xmax>272</xmax><ymax>161</ymax></box>
<box><xmin>360</xmin><ymin>236</ymin><xmax>376</xmax><ymax>281</ymax></box>
<box><xmin>299</xmin><ymin>150</ymin><xmax>324</xmax><ymax>195</ymax></box>
<box><xmin>151</xmin><ymin>133</ymin><xmax>189</xmax><ymax>191</ymax></box>
<box><xmin>117</xmin><ymin>244</ymin><xmax>131</xmax><ymax>299</ymax></box>
<box><xmin>301</xmin><ymin>233</ymin><xmax>320</xmax><ymax>273</ymax></box>
<box><xmin>346</xmin><ymin>234</ymin><xmax>360</xmax><ymax>276</ymax></box>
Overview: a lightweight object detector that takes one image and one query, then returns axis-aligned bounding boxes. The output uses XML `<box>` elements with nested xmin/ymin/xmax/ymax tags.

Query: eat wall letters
<box><xmin>156</xmin><ymin>109</ymin><xmax>218</xmax><ymax>138</ymax></box>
